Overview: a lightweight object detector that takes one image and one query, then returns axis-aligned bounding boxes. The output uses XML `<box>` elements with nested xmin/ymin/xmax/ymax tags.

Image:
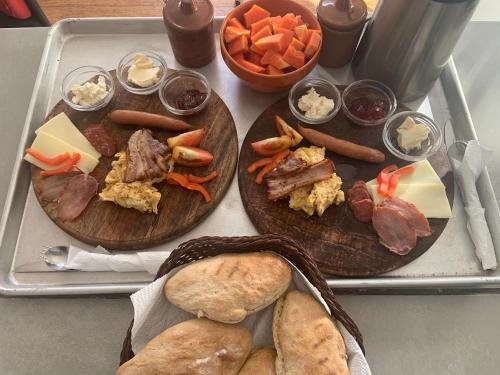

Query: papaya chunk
<box><xmin>250</xmin><ymin>43</ymin><xmax>266</xmax><ymax>56</ymax></box>
<box><xmin>266</xmin><ymin>65</ymin><xmax>283</xmax><ymax>75</ymax></box>
<box><xmin>250</xmin><ymin>17</ymin><xmax>271</xmax><ymax>35</ymax></box>
<box><xmin>274</xmin><ymin>26</ymin><xmax>294</xmax><ymax>52</ymax></box>
<box><xmin>294</xmin><ymin>24</ymin><xmax>309</xmax><ymax>45</ymax></box>
<box><xmin>291</xmin><ymin>37</ymin><xmax>305</xmax><ymax>51</ymax></box>
<box><xmin>282</xmin><ymin>44</ymin><xmax>305</xmax><ymax>69</ymax></box>
<box><xmin>307</xmin><ymin>29</ymin><xmax>322</xmax><ymax>44</ymax></box>
<box><xmin>296</xmin><ymin>15</ymin><xmax>305</xmax><ymax>26</ymax></box>
<box><xmin>228</xmin><ymin>35</ymin><xmax>249</xmax><ymax>56</ymax></box>
<box><xmin>236</xmin><ymin>59</ymin><xmax>266</xmax><ymax>74</ymax></box>
<box><xmin>304</xmin><ymin>30</ymin><xmax>321</xmax><ymax>58</ymax></box>
<box><xmin>228</xmin><ymin>17</ymin><xmax>245</xmax><ymax>29</ymax></box>
<box><xmin>251</xmin><ymin>25</ymin><xmax>272</xmax><ymax>44</ymax></box>
<box><xmin>261</xmin><ymin>49</ymin><xmax>291</xmax><ymax>70</ymax></box>
<box><xmin>243</xmin><ymin>4</ymin><xmax>271</xmax><ymax>28</ymax></box>
<box><xmin>255</xmin><ymin>33</ymin><xmax>285</xmax><ymax>52</ymax></box>
<box><xmin>247</xmin><ymin>51</ymin><xmax>263</xmax><ymax>66</ymax></box>
<box><xmin>224</xmin><ymin>26</ymin><xmax>250</xmax><ymax>43</ymax></box>
<box><xmin>279</xmin><ymin>13</ymin><xmax>299</xmax><ymax>30</ymax></box>
<box><xmin>270</xmin><ymin>16</ymin><xmax>282</xmax><ymax>34</ymax></box>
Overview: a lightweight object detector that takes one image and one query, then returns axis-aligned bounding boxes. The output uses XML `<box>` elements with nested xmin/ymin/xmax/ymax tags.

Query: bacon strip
<box><xmin>125</xmin><ymin>129</ymin><xmax>171</xmax><ymax>183</ymax></box>
<box><xmin>265</xmin><ymin>159</ymin><xmax>334</xmax><ymax>200</ymax></box>
<box><xmin>57</xmin><ymin>174</ymin><xmax>98</xmax><ymax>222</ymax></box>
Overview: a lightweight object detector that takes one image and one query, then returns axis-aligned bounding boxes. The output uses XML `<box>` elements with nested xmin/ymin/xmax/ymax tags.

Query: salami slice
<box><xmin>83</xmin><ymin>124</ymin><xmax>116</xmax><ymax>157</ymax></box>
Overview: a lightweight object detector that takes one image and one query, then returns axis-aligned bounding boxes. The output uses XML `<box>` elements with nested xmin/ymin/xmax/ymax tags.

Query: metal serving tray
<box><xmin>1</xmin><ymin>17</ymin><xmax>499</xmax><ymax>296</ymax></box>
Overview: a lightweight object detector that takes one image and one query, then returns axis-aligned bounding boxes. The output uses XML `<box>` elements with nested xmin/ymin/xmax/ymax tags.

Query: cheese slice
<box><xmin>368</xmin><ymin>183</ymin><xmax>452</xmax><ymax>219</ymax></box>
<box><xmin>366</xmin><ymin>159</ymin><xmax>441</xmax><ymax>187</ymax></box>
<box><xmin>25</xmin><ymin>131</ymin><xmax>99</xmax><ymax>174</ymax></box>
<box><xmin>35</xmin><ymin>113</ymin><xmax>101</xmax><ymax>159</ymax></box>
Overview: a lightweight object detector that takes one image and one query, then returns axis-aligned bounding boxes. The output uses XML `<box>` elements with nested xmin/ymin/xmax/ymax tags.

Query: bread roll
<box><xmin>117</xmin><ymin>318</ymin><xmax>252</xmax><ymax>375</ymax></box>
<box><xmin>273</xmin><ymin>290</ymin><xmax>349</xmax><ymax>375</ymax></box>
<box><xmin>238</xmin><ymin>347</ymin><xmax>277</xmax><ymax>375</ymax></box>
<box><xmin>164</xmin><ymin>252</ymin><xmax>292</xmax><ymax>324</ymax></box>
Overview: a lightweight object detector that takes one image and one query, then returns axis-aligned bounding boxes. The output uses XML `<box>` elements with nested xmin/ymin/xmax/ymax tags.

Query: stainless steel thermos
<box><xmin>352</xmin><ymin>0</ymin><xmax>480</xmax><ymax>103</ymax></box>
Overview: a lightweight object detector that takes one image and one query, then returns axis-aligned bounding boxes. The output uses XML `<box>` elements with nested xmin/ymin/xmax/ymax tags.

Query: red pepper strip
<box><xmin>40</xmin><ymin>152</ymin><xmax>81</xmax><ymax>177</ymax></box>
<box><xmin>187</xmin><ymin>171</ymin><xmax>219</xmax><ymax>184</ymax></box>
<box><xmin>377</xmin><ymin>164</ymin><xmax>398</xmax><ymax>197</ymax></box>
<box><xmin>247</xmin><ymin>158</ymin><xmax>272</xmax><ymax>174</ymax></box>
<box><xmin>25</xmin><ymin>148</ymin><xmax>71</xmax><ymax>166</ymax></box>
<box><xmin>387</xmin><ymin>166</ymin><xmax>415</xmax><ymax>196</ymax></box>
<box><xmin>166</xmin><ymin>172</ymin><xmax>212</xmax><ymax>203</ymax></box>
<box><xmin>255</xmin><ymin>150</ymin><xmax>290</xmax><ymax>185</ymax></box>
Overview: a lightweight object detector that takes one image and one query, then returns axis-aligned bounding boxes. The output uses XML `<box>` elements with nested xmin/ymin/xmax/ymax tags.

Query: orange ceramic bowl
<box><xmin>220</xmin><ymin>0</ymin><xmax>322</xmax><ymax>93</ymax></box>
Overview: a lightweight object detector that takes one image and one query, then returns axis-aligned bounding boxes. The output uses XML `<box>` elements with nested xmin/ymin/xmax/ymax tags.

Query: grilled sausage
<box><xmin>110</xmin><ymin>110</ymin><xmax>192</xmax><ymax>132</ymax></box>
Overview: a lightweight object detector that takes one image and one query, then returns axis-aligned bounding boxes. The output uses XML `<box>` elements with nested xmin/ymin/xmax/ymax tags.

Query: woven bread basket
<box><xmin>120</xmin><ymin>234</ymin><xmax>364</xmax><ymax>364</ymax></box>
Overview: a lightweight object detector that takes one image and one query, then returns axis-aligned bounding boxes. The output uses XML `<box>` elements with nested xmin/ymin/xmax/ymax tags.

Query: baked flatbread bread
<box><xmin>116</xmin><ymin>318</ymin><xmax>252</xmax><ymax>375</ymax></box>
<box><xmin>164</xmin><ymin>252</ymin><xmax>292</xmax><ymax>323</ymax></box>
<box><xmin>238</xmin><ymin>347</ymin><xmax>277</xmax><ymax>375</ymax></box>
<box><xmin>273</xmin><ymin>290</ymin><xmax>349</xmax><ymax>375</ymax></box>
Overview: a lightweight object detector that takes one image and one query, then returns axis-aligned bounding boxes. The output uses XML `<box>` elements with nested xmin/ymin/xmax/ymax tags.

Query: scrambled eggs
<box><xmin>288</xmin><ymin>146</ymin><xmax>345</xmax><ymax>216</ymax></box>
<box><xmin>99</xmin><ymin>152</ymin><xmax>164</xmax><ymax>214</ymax></box>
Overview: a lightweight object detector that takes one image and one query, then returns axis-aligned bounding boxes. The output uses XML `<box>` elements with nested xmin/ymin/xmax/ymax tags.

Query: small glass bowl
<box><xmin>342</xmin><ymin>79</ymin><xmax>397</xmax><ymax>126</ymax></box>
<box><xmin>383</xmin><ymin>111</ymin><xmax>443</xmax><ymax>161</ymax></box>
<box><xmin>61</xmin><ymin>66</ymin><xmax>114</xmax><ymax>111</ymax></box>
<box><xmin>159</xmin><ymin>70</ymin><xmax>211</xmax><ymax>116</ymax></box>
<box><xmin>116</xmin><ymin>51</ymin><xmax>167</xmax><ymax>95</ymax></box>
<box><xmin>288</xmin><ymin>78</ymin><xmax>342</xmax><ymax>125</ymax></box>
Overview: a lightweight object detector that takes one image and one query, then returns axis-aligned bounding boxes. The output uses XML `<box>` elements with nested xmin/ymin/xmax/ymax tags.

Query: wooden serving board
<box><xmin>31</xmin><ymin>70</ymin><xmax>238</xmax><ymax>250</ymax></box>
<box><xmin>238</xmin><ymin>92</ymin><xmax>454</xmax><ymax>277</ymax></box>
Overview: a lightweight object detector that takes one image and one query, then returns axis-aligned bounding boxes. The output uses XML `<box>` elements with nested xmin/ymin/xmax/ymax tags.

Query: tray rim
<box><xmin>1</xmin><ymin>17</ymin><xmax>499</xmax><ymax>296</ymax></box>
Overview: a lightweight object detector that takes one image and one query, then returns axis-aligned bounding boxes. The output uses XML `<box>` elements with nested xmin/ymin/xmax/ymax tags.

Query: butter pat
<box><xmin>397</xmin><ymin>116</ymin><xmax>430</xmax><ymax>152</ymax></box>
<box><xmin>71</xmin><ymin>75</ymin><xmax>108</xmax><ymax>107</ymax></box>
<box><xmin>127</xmin><ymin>53</ymin><xmax>161</xmax><ymax>88</ymax></box>
<box><xmin>297</xmin><ymin>88</ymin><xmax>334</xmax><ymax>120</ymax></box>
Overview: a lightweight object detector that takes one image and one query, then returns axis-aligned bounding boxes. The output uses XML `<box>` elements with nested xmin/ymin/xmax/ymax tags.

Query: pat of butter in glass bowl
<box><xmin>383</xmin><ymin>111</ymin><xmax>443</xmax><ymax>161</ymax></box>
<box><xmin>117</xmin><ymin>51</ymin><xmax>167</xmax><ymax>95</ymax></box>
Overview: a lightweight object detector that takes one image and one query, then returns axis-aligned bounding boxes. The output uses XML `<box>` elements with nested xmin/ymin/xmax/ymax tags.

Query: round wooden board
<box><xmin>32</xmin><ymin>70</ymin><xmax>238</xmax><ymax>250</ymax></box>
<box><xmin>238</xmin><ymin>91</ymin><xmax>454</xmax><ymax>277</ymax></box>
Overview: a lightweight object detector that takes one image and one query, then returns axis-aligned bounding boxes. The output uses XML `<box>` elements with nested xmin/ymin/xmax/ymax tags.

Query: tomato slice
<box><xmin>255</xmin><ymin>149</ymin><xmax>290</xmax><ymax>184</ymax></box>
<box><xmin>172</xmin><ymin>146</ymin><xmax>214</xmax><ymax>167</ymax></box>
<box><xmin>275</xmin><ymin>115</ymin><xmax>303</xmax><ymax>146</ymax></box>
<box><xmin>40</xmin><ymin>153</ymin><xmax>81</xmax><ymax>177</ymax></box>
<box><xmin>247</xmin><ymin>158</ymin><xmax>272</xmax><ymax>174</ymax></box>
<box><xmin>167</xmin><ymin>128</ymin><xmax>205</xmax><ymax>149</ymax></box>
<box><xmin>377</xmin><ymin>164</ymin><xmax>398</xmax><ymax>196</ymax></box>
<box><xmin>387</xmin><ymin>166</ymin><xmax>415</xmax><ymax>196</ymax></box>
<box><xmin>166</xmin><ymin>172</ymin><xmax>212</xmax><ymax>202</ymax></box>
<box><xmin>25</xmin><ymin>149</ymin><xmax>71</xmax><ymax>166</ymax></box>
<box><xmin>251</xmin><ymin>135</ymin><xmax>292</xmax><ymax>156</ymax></box>
<box><xmin>187</xmin><ymin>171</ymin><xmax>219</xmax><ymax>184</ymax></box>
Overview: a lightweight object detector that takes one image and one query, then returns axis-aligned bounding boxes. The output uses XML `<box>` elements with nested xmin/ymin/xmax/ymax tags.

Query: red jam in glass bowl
<box><xmin>342</xmin><ymin>79</ymin><xmax>397</xmax><ymax>126</ymax></box>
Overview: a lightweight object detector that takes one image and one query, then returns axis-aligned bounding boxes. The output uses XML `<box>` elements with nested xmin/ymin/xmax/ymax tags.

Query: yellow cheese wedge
<box><xmin>368</xmin><ymin>183</ymin><xmax>452</xmax><ymax>219</ymax></box>
<box><xmin>35</xmin><ymin>112</ymin><xmax>101</xmax><ymax>159</ymax></box>
<box><xmin>24</xmin><ymin>131</ymin><xmax>99</xmax><ymax>174</ymax></box>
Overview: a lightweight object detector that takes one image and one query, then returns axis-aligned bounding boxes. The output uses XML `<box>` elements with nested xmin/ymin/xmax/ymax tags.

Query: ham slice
<box><xmin>379</xmin><ymin>197</ymin><xmax>431</xmax><ymax>237</ymax></box>
<box><xmin>125</xmin><ymin>129</ymin><xmax>171</xmax><ymax>182</ymax></box>
<box><xmin>35</xmin><ymin>172</ymin><xmax>80</xmax><ymax>202</ymax></box>
<box><xmin>347</xmin><ymin>181</ymin><xmax>374</xmax><ymax>223</ymax></box>
<box><xmin>372</xmin><ymin>206</ymin><xmax>417</xmax><ymax>255</ymax></box>
<box><xmin>57</xmin><ymin>174</ymin><xmax>98</xmax><ymax>222</ymax></box>
<box><xmin>265</xmin><ymin>159</ymin><xmax>335</xmax><ymax>200</ymax></box>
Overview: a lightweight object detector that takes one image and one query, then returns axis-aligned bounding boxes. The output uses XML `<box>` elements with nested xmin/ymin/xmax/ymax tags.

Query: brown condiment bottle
<box><xmin>163</xmin><ymin>0</ymin><xmax>216</xmax><ymax>68</ymax></box>
<box><xmin>317</xmin><ymin>0</ymin><xmax>367</xmax><ymax>68</ymax></box>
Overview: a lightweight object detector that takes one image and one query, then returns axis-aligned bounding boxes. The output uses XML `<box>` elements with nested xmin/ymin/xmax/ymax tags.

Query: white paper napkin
<box><xmin>450</xmin><ymin>140</ymin><xmax>497</xmax><ymax>270</ymax></box>
<box><xmin>65</xmin><ymin>246</ymin><xmax>168</xmax><ymax>275</ymax></box>
<box><xmin>128</xmin><ymin>260</ymin><xmax>371</xmax><ymax>375</ymax></box>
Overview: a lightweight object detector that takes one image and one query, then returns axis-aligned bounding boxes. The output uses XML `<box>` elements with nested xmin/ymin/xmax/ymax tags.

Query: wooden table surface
<box><xmin>38</xmin><ymin>0</ymin><xmax>378</xmax><ymax>24</ymax></box>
